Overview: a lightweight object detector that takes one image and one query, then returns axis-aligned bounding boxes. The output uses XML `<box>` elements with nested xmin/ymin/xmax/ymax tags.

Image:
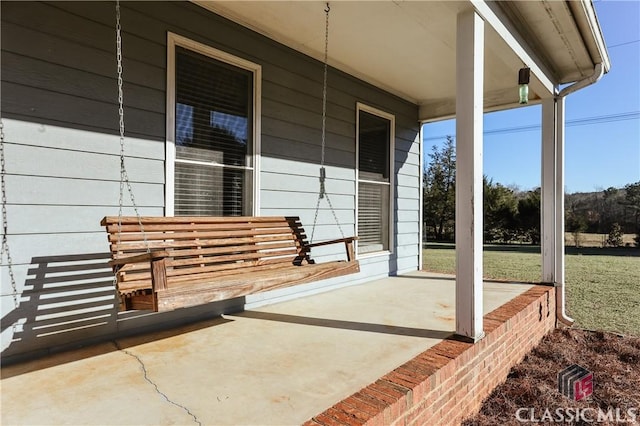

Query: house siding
<box><xmin>1</xmin><ymin>1</ymin><xmax>420</xmax><ymax>360</ymax></box>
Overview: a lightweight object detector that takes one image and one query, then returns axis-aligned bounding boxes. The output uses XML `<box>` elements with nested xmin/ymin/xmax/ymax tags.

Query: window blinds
<box><xmin>174</xmin><ymin>46</ymin><xmax>253</xmax><ymax>216</ymax></box>
<box><xmin>358</xmin><ymin>110</ymin><xmax>391</xmax><ymax>253</ymax></box>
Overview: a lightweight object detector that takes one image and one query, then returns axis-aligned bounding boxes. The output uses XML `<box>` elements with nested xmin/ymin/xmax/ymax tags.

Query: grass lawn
<box><xmin>423</xmin><ymin>243</ymin><xmax>640</xmax><ymax>336</ymax></box>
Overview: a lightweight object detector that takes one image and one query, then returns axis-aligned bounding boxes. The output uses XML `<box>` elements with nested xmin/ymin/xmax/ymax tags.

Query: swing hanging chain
<box><xmin>0</xmin><ymin>121</ymin><xmax>19</xmax><ymax>311</ymax></box>
<box><xmin>324</xmin><ymin>187</ymin><xmax>345</xmax><ymax>238</ymax></box>
<box><xmin>320</xmin><ymin>2</ymin><xmax>329</xmax><ymax>168</ymax></box>
<box><xmin>310</xmin><ymin>2</ymin><xmax>345</xmax><ymax>243</ymax></box>
<box><xmin>115</xmin><ymin>0</ymin><xmax>149</xmax><ymax>254</ymax></box>
<box><xmin>310</xmin><ymin>196</ymin><xmax>322</xmax><ymax>244</ymax></box>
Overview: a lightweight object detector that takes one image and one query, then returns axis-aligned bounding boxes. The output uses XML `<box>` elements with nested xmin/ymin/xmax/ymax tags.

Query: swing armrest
<box><xmin>305</xmin><ymin>236</ymin><xmax>358</xmax><ymax>249</ymax></box>
<box><xmin>305</xmin><ymin>237</ymin><xmax>358</xmax><ymax>262</ymax></box>
<box><xmin>109</xmin><ymin>250</ymin><xmax>170</xmax><ymax>267</ymax></box>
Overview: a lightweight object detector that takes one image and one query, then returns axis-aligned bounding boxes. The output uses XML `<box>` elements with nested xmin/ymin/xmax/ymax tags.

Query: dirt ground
<box><xmin>463</xmin><ymin>328</ymin><xmax>640</xmax><ymax>425</ymax></box>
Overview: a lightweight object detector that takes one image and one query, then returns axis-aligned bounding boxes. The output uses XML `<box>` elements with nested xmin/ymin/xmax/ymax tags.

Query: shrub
<box><xmin>606</xmin><ymin>222</ymin><xmax>623</xmax><ymax>247</ymax></box>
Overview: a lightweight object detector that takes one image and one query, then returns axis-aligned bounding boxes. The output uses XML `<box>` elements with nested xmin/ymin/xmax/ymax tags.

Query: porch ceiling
<box><xmin>195</xmin><ymin>1</ymin><xmax>608</xmax><ymax>120</ymax></box>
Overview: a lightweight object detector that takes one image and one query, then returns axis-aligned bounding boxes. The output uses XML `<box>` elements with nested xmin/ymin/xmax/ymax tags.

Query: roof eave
<box><xmin>568</xmin><ymin>0</ymin><xmax>612</xmax><ymax>75</ymax></box>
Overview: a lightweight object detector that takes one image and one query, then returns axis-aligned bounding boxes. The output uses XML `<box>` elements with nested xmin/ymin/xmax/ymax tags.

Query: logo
<box><xmin>515</xmin><ymin>407</ymin><xmax>638</xmax><ymax>423</ymax></box>
<box><xmin>558</xmin><ymin>364</ymin><xmax>593</xmax><ymax>401</ymax></box>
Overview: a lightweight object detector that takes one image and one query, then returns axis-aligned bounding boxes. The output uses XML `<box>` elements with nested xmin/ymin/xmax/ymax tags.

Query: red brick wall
<box><xmin>305</xmin><ymin>285</ymin><xmax>556</xmax><ymax>426</ymax></box>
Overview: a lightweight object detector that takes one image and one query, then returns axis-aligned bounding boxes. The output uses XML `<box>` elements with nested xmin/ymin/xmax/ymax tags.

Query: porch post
<box><xmin>541</xmin><ymin>97</ymin><xmax>556</xmax><ymax>283</ymax></box>
<box><xmin>455</xmin><ymin>9</ymin><xmax>484</xmax><ymax>342</ymax></box>
<box><xmin>541</xmin><ymin>96</ymin><xmax>572</xmax><ymax>323</ymax></box>
<box><xmin>554</xmin><ymin>97</ymin><xmax>566</xmax><ymax>288</ymax></box>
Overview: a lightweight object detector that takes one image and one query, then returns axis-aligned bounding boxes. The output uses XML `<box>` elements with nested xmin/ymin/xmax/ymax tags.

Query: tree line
<box><xmin>423</xmin><ymin>137</ymin><xmax>640</xmax><ymax>247</ymax></box>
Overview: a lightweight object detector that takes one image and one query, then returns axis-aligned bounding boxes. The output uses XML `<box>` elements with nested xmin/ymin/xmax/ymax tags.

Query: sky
<box><xmin>423</xmin><ymin>0</ymin><xmax>640</xmax><ymax>194</ymax></box>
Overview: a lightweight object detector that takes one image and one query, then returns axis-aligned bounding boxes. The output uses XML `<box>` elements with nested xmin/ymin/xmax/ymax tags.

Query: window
<box><xmin>167</xmin><ymin>34</ymin><xmax>261</xmax><ymax>216</ymax></box>
<box><xmin>356</xmin><ymin>104</ymin><xmax>394</xmax><ymax>255</ymax></box>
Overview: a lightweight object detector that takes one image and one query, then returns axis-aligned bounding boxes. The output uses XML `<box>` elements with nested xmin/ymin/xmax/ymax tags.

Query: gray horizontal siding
<box><xmin>1</xmin><ymin>2</ymin><xmax>165</xmax><ymax>139</ymax></box>
<box><xmin>260</xmin><ymin>157</ymin><xmax>355</xmax><ymax>181</ymax></box>
<box><xmin>3</xmin><ymin>119</ymin><xmax>165</xmax><ymax>159</ymax></box>
<box><xmin>396</xmin><ymin>232</ymin><xmax>421</xmax><ymax>247</ymax></box>
<box><xmin>397</xmin><ymin>210</ymin><xmax>420</xmax><ymax>223</ymax></box>
<box><xmin>2</xmin><ymin>52</ymin><xmax>164</xmax><ymax>114</ymax></box>
<box><xmin>1</xmin><ymin>0</ymin><xmax>421</xmax><ymax>359</ymax></box>
<box><xmin>398</xmin><ymin>160</ymin><xmax>421</xmax><ymax>178</ymax></box>
<box><xmin>393</xmin><ymin>113</ymin><xmax>421</xmax><ymax>274</ymax></box>
<box><xmin>2</xmin><ymin>81</ymin><xmax>165</xmax><ymax>139</ymax></box>
<box><xmin>6</xmin><ymin>175</ymin><xmax>162</xmax><ymax>207</ymax></box>
<box><xmin>260</xmin><ymin>191</ymin><xmax>353</xmax><ymax>211</ymax></box>
<box><xmin>5</xmin><ymin>205</ymin><xmax>162</xmax><ymax>235</ymax></box>
<box><xmin>260</xmin><ymin>124</ymin><xmax>355</xmax><ymax>167</ymax></box>
<box><xmin>5</xmin><ymin>143</ymin><xmax>164</xmax><ymax>183</ymax></box>
<box><xmin>1</xmin><ymin>21</ymin><xmax>164</xmax><ymax>89</ymax></box>
<box><xmin>397</xmin><ymin>173</ymin><xmax>420</xmax><ymax>189</ymax></box>
<box><xmin>397</xmin><ymin>189</ymin><xmax>420</xmax><ymax>204</ymax></box>
<box><xmin>261</xmin><ymin>173</ymin><xmax>355</xmax><ymax>196</ymax></box>
<box><xmin>397</xmin><ymin>197</ymin><xmax>421</xmax><ymax>212</ymax></box>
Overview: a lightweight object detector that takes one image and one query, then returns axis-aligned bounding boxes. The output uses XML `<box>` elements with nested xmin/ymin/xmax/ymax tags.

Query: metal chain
<box><xmin>310</xmin><ymin>196</ymin><xmax>322</xmax><ymax>243</ymax></box>
<box><xmin>310</xmin><ymin>3</ymin><xmax>345</xmax><ymax>243</ymax></box>
<box><xmin>324</xmin><ymin>189</ymin><xmax>344</xmax><ymax>238</ymax></box>
<box><xmin>115</xmin><ymin>0</ymin><xmax>149</xmax><ymax>254</ymax></box>
<box><xmin>320</xmin><ymin>2</ymin><xmax>329</xmax><ymax>168</ymax></box>
<box><xmin>0</xmin><ymin>120</ymin><xmax>18</xmax><ymax>314</ymax></box>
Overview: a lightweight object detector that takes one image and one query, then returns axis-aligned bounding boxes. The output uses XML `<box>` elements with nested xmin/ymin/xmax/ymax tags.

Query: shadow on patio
<box><xmin>1</xmin><ymin>271</ymin><xmax>552</xmax><ymax>425</ymax></box>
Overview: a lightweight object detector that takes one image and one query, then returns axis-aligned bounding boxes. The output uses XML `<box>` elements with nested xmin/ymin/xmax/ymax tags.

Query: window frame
<box><xmin>165</xmin><ymin>32</ymin><xmax>261</xmax><ymax>216</ymax></box>
<box><xmin>355</xmin><ymin>102</ymin><xmax>395</xmax><ymax>258</ymax></box>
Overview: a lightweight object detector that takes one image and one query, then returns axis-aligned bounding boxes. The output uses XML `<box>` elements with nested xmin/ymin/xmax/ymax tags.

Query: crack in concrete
<box><xmin>113</xmin><ymin>341</ymin><xmax>202</xmax><ymax>426</ymax></box>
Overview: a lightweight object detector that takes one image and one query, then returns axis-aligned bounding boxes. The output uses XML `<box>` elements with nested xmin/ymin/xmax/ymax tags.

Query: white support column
<box><xmin>541</xmin><ymin>96</ymin><xmax>572</xmax><ymax>324</ymax></box>
<box><xmin>541</xmin><ymin>98</ymin><xmax>556</xmax><ymax>283</ymax></box>
<box><xmin>554</xmin><ymin>97</ymin><xmax>566</xmax><ymax>288</ymax></box>
<box><xmin>455</xmin><ymin>10</ymin><xmax>484</xmax><ymax>342</ymax></box>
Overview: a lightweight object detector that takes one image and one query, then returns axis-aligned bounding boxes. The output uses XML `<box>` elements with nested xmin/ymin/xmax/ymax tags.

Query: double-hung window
<box><xmin>356</xmin><ymin>104</ymin><xmax>394</xmax><ymax>255</ymax></box>
<box><xmin>167</xmin><ymin>33</ymin><xmax>260</xmax><ymax>216</ymax></box>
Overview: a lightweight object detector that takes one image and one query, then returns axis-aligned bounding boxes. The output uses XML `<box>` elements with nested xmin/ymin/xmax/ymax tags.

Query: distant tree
<box><xmin>601</xmin><ymin>187</ymin><xmax>619</xmax><ymax>230</ymax></box>
<box><xmin>423</xmin><ymin>136</ymin><xmax>456</xmax><ymax>241</ymax></box>
<box><xmin>586</xmin><ymin>186</ymin><xmax>628</xmax><ymax>233</ymax></box>
<box><xmin>566</xmin><ymin>214</ymin><xmax>588</xmax><ymax>248</ymax></box>
<box><xmin>623</xmin><ymin>182</ymin><xmax>640</xmax><ymax>231</ymax></box>
<box><xmin>606</xmin><ymin>222</ymin><xmax>624</xmax><ymax>247</ymax></box>
<box><xmin>484</xmin><ymin>177</ymin><xmax>518</xmax><ymax>243</ymax></box>
<box><xmin>565</xmin><ymin>186</ymin><xmax>633</xmax><ymax>234</ymax></box>
<box><xmin>517</xmin><ymin>189</ymin><xmax>541</xmax><ymax>244</ymax></box>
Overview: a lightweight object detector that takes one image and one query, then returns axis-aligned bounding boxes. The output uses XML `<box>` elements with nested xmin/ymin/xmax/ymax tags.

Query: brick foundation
<box><xmin>304</xmin><ymin>285</ymin><xmax>556</xmax><ymax>426</ymax></box>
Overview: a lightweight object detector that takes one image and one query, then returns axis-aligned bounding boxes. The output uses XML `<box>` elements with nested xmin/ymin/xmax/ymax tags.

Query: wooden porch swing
<box><xmin>102</xmin><ymin>2</ymin><xmax>358</xmax><ymax>312</ymax></box>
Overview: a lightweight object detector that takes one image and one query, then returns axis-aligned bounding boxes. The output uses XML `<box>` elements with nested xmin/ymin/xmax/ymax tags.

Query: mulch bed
<box><xmin>463</xmin><ymin>328</ymin><xmax>640</xmax><ymax>425</ymax></box>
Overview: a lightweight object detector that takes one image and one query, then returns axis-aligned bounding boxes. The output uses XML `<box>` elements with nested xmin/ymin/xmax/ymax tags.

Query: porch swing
<box><xmin>101</xmin><ymin>2</ymin><xmax>358</xmax><ymax>312</ymax></box>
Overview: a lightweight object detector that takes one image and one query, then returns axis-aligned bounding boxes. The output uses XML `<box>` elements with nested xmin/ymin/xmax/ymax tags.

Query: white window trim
<box><xmin>165</xmin><ymin>32</ymin><xmax>261</xmax><ymax>216</ymax></box>
<box><xmin>355</xmin><ymin>102</ymin><xmax>395</xmax><ymax>259</ymax></box>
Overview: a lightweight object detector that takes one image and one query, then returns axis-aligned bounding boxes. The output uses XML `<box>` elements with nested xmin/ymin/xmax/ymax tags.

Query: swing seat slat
<box><xmin>101</xmin><ymin>216</ymin><xmax>359</xmax><ymax>312</ymax></box>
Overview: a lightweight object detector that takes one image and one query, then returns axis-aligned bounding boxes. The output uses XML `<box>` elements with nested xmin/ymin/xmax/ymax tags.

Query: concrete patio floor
<box><xmin>1</xmin><ymin>271</ymin><xmax>533</xmax><ymax>425</ymax></box>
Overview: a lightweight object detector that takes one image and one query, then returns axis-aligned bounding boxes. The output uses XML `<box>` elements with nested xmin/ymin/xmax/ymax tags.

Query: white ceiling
<box><xmin>195</xmin><ymin>1</ymin><xmax>608</xmax><ymax>120</ymax></box>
